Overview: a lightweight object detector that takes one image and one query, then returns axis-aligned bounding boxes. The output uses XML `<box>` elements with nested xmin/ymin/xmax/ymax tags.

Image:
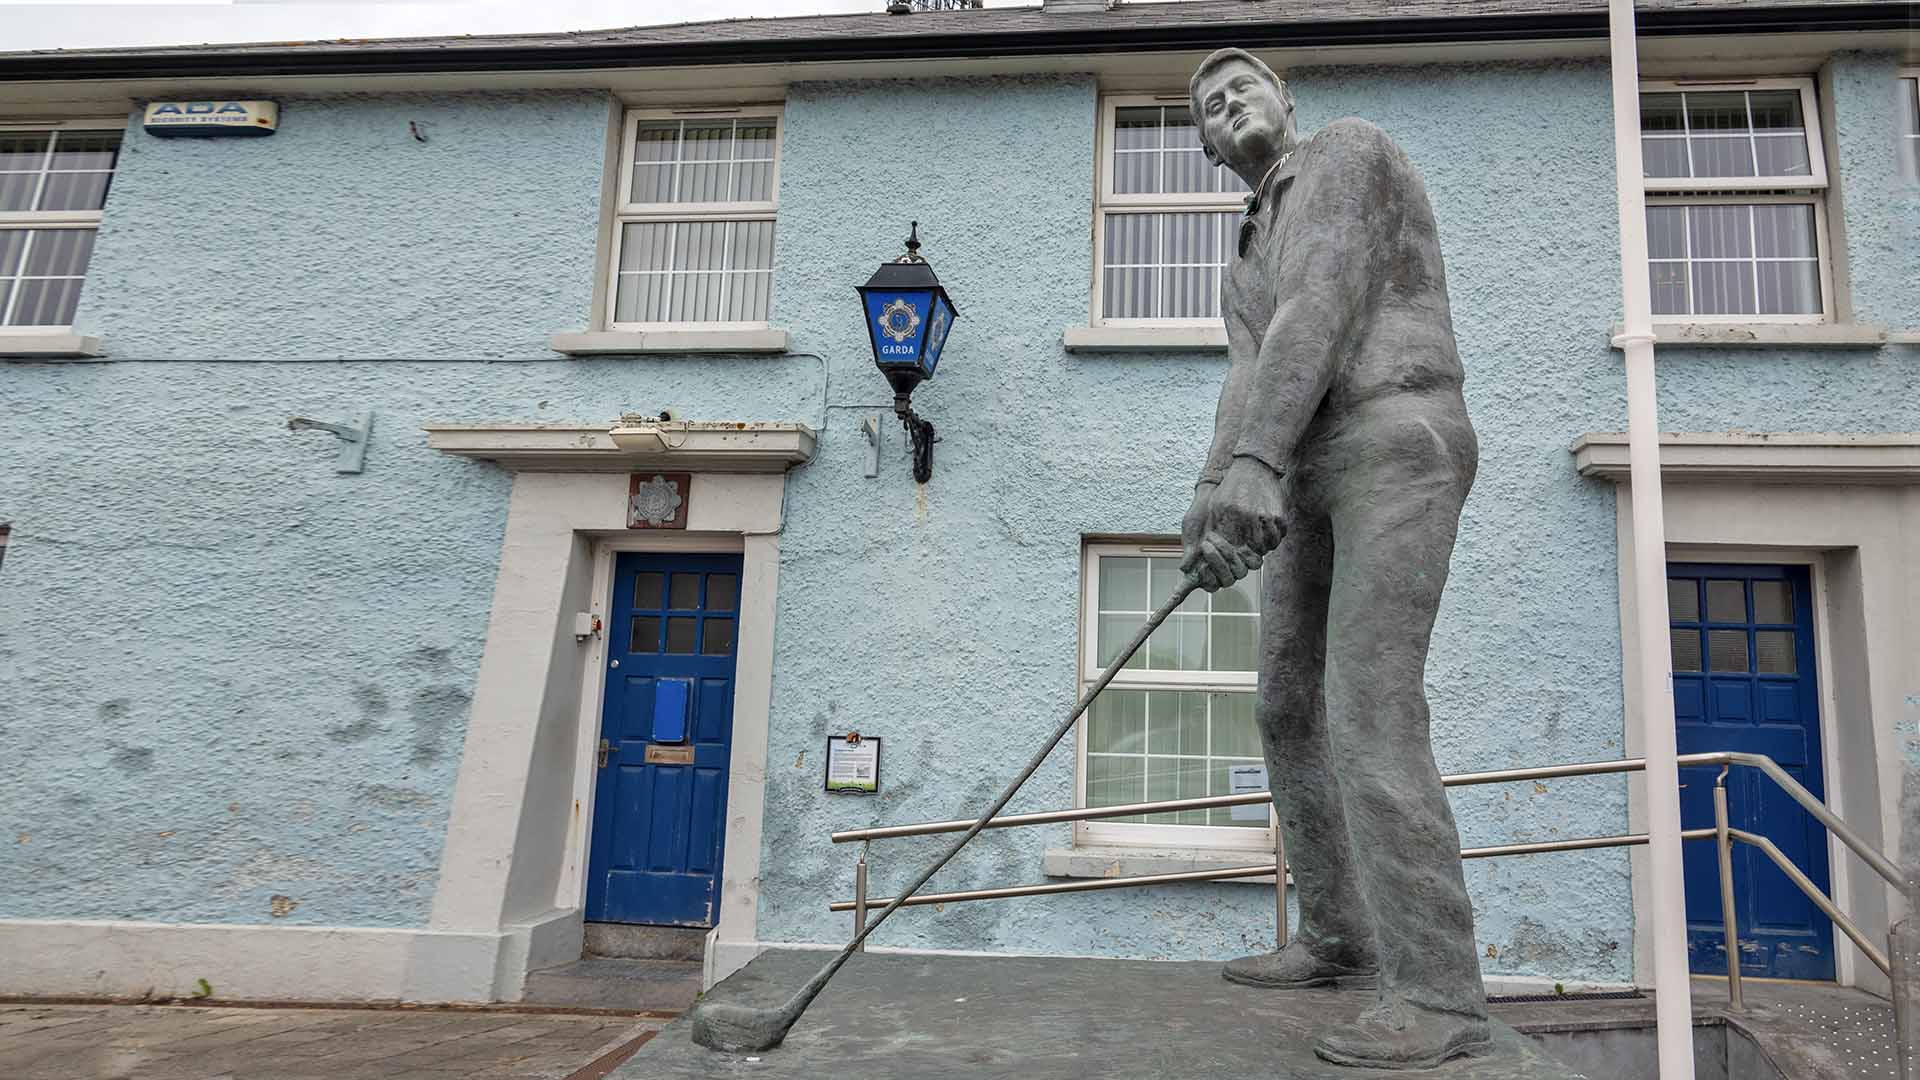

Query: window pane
<box><xmin>729</xmin><ymin>219</ymin><xmax>776</xmax><ymax>271</ymax></box>
<box><xmin>1087</xmin><ymin>754</ymin><xmax>1146</xmax><ymax>818</ymax></box>
<box><xmin>614</xmin><ymin>272</ymin><xmax>670</xmax><ymax>324</ymax></box>
<box><xmin>631</xmin><ymin>163</ymin><xmax>675</xmax><ymax>203</ymax></box>
<box><xmin>1708</xmin><ymin>629</ymin><xmax>1749</xmax><ymax>673</ymax></box>
<box><xmin>635</xmin><ymin>572</ymin><xmax>666</xmax><ymax>609</ymax></box>
<box><xmin>1751</xmin><ymin>580</ymin><xmax>1791</xmax><ymax>623</ymax></box>
<box><xmin>1210</xmin><ymin>692</ymin><xmax>1261</xmax><ymax>757</ymax></box>
<box><xmin>1649</xmin><ymin>262</ymin><xmax>1689</xmax><ymax>315</ymax></box>
<box><xmin>1641</xmin><ymin>93</ymin><xmax>1685</xmax><ymax>132</ymax></box>
<box><xmin>1161</xmin><ymin>108</ymin><xmax>1201</xmax><ymax>150</ymax></box>
<box><xmin>1707</xmin><ymin>572</ymin><xmax>1755</xmax><ymax>625</ymax></box>
<box><xmin>1645</xmin><ymin>207</ymin><xmax>1687</xmax><ymax>259</ymax></box>
<box><xmin>665</xmin><ymin>616</ymin><xmax>698</xmax><ymax>654</ymax></box>
<box><xmin>1210</xmin><ymin>614</ymin><xmax>1258</xmax><ymax>672</ymax></box>
<box><xmin>631</xmin><ymin>615</ymin><xmax>661</xmax><ymax>651</ymax></box>
<box><xmin>733</xmin><ymin>160</ymin><xmax>773</xmax><ymax>202</ymax></box>
<box><xmin>1147</xmin><ymin>612</ymin><xmax>1208</xmax><ymax>670</ymax></box>
<box><xmin>674</xmin><ymin>221</ymin><xmax>726</xmax><ymax>271</ymax></box>
<box><xmin>1113</xmin><ymin>107</ymin><xmax>1162</xmax><ymax>151</ymax></box>
<box><xmin>1208</xmin><ymin>761</ymin><xmax>1265</xmax><ymax>827</ymax></box>
<box><xmin>1688</xmin><ymin>135</ymin><xmax>1755</xmax><ymax>178</ymax></box>
<box><xmin>1751</xmin><ymin>204</ymin><xmax>1815</xmax><ymax>258</ymax></box>
<box><xmin>619</xmin><ymin>223</ymin><xmax>673</xmax><ymax>271</ymax></box>
<box><xmin>0</xmin><ymin>131</ymin><xmax>49</xmax><ymax>171</ymax></box>
<box><xmin>1101</xmin><ymin>211</ymin><xmax>1234</xmax><ymax>320</ymax></box>
<box><xmin>668</xmin><ymin>573</ymin><xmax>701</xmax><ymax>609</ymax></box>
<box><xmin>49</xmin><ymin>130</ymin><xmax>121</xmax><ymax>170</ymax></box>
<box><xmin>1688</xmin><ymin>205</ymin><xmax>1752</xmax><ymax>258</ymax></box>
<box><xmin>707</xmin><ymin>574</ymin><xmax>739</xmax><ymax>612</ymax></box>
<box><xmin>23</xmin><ymin>229</ymin><xmax>92</xmax><ymax>276</ymax></box>
<box><xmin>1144</xmin><ymin>756</ymin><xmax>1209</xmax><ymax>825</ymax></box>
<box><xmin>1753</xmin><ymin>135</ymin><xmax>1811</xmax><ymax>178</ymax></box>
<box><xmin>1756</xmin><ymin>260</ymin><xmax>1820</xmax><ymax>315</ymax></box>
<box><xmin>1147</xmin><ymin>691</ymin><xmax>1207</xmax><ymax>755</ymax></box>
<box><xmin>1097</xmin><ymin>613</ymin><xmax>1147</xmax><ymax>670</ymax></box>
<box><xmin>1643</xmin><ymin>138</ymin><xmax>1689</xmax><ymax>179</ymax></box>
<box><xmin>1755</xmin><ymin>630</ymin><xmax>1795</xmax><ymax>674</ymax></box>
<box><xmin>735</xmin><ymin>119</ymin><xmax>777</xmax><ymax>162</ymax></box>
<box><xmin>1671</xmin><ymin>630</ymin><xmax>1704</xmax><ymax>673</ymax></box>
<box><xmin>1099</xmin><ymin>555</ymin><xmax>1150</xmax><ymax>612</ymax></box>
<box><xmin>36</xmin><ymin>172</ymin><xmax>110</xmax><ymax>213</ymax></box>
<box><xmin>1667</xmin><ymin>579</ymin><xmax>1700</xmax><ymax>623</ymax></box>
<box><xmin>1152</xmin><ymin>557</ymin><xmax>1203</xmax><ymax>613</ymax></box>
<box><xmin>1088</xmin><ymin>690</ymin><xmax>1146</xmax><ymax>754</ymax></box>
<box><xmin>701</xmin><ymin>618</ymin><xmax>736</xmax><ymax>655</ymax></box>
<box><xmin>1691</xmin><ymin>261</ymin><xmax>1755</xmax><ymax>316</ymax></box>
<box><xmin>1686</xmin><ymin>91</ymin><xmax>1750</xmax><ymax>132</ymax></box>
<box><xmin>1903</xmin><ymin>80</ymin><xmax>1920</xmax><ymax>138</ymax></box>
<box><xmin>8</xmin><ymin>278</ymin><xmax>83</xmax><ymax>326</ymax></box>
<box><xmin>1746</xmin><ymin>90</ymin><xmax>1803</xmax><ymax>130</ymax></box>
<box><xmin>634</xmin><ymin>121</ymin><xmax>679</xmax><ymax>162</ymax></box>
<box><xmin>0</xmin><ymin>171</ymin><xmax>36</xmax><ymax>213</ymax></box>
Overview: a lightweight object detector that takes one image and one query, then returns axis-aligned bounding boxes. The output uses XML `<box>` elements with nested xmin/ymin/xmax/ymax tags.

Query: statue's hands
<box><xmin>1183</xmin><ymin>458</ymin><xmax>1287</xmax><ymax>591</ymax></box>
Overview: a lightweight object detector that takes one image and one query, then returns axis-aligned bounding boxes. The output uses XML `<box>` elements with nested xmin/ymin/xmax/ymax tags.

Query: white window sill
<box><xmin>549</xmin><ymin>328</ymin><xmax>790</xmax><ymax>355</ymax></box>
<box><xmin>1045</xmin><ymin>845</ymin><xmax>1290</xmax><ymax>885</ymax></box>
<box><xmin>1062</xmin><ymin>324</ymin><xmax>1227</xmax><ymax>353</ymax></box>
<box><xmin>1609</xmin><ymin>322</ymin><xmax>1888</xmax><ymax>349</ymax></box>
<box><xmin>0</xmin><ymin>332</ymin><xmax>103</xmax><ymax>359</ymax></box>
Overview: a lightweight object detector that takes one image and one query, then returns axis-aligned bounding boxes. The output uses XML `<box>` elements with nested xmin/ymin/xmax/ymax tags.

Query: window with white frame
<box><xmin>607</xmin><ymin>108</ymin><xmax>782</xmax><ymax>329</ymax></box>
<box><xmin>0</xmin><ymin>123</ymin><xmax>123</xmax><ymax>329</ymax></box>
<box><xmin>1078</xmin><ymin>543</ymin><xmax>1272</xmax><ymax>849</ymax></box>
<box><xmin>1093</xmin><ymin>97</ymin><xmax>1251</xmax><ymax>325</ymax></box>
<box><xmin>1640</xmin><ymin>80</ymin><xmax>1832</xmax><ymax>321</ymax></box>
<box><xmin>1900</xmin><ymin>73</ymin><xmax>1919</xmax><ymax>183</ymax></box>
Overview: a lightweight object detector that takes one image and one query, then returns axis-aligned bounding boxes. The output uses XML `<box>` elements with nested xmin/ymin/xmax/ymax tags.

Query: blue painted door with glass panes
<box><xmin>586</xmin><ymin>553</ymin><xmax>742</xmax><ymax>927</ymax></box>
<box><xmin>1669</xmin><ymin>564</ymin><xmax>1833</xmax><ymax>980</ymax></box>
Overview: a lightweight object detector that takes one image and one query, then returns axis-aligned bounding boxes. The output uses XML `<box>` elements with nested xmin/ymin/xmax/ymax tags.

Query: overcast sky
<box><xmin>0</xmin><ymin>0</ymin><xmax>1022</xmax><ymax>53</ymax></box>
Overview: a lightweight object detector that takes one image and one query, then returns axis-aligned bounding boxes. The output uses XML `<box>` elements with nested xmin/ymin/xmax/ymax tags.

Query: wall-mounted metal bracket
<box><xmin>287</xmin><ymin>410</ymin><xmax>373</xmax><ymax>474</ymax></box>
<box><xmin>861</xmin><ymin>414</ymin><xmax>881</xmax><ymax>478</ymax></box>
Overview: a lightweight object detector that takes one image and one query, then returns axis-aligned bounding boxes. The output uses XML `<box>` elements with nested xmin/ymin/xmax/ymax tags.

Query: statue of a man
<box><xmin>1181</xmin><ymin>48</ymin><xmax>1490</xmax><ymax>1070</ymax></box>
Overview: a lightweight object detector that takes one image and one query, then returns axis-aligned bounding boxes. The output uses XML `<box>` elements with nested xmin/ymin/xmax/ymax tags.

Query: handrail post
<box><xmin>1714</xmin><ymin>768</ymin><xmax>1743</xmax><ymax>1011</ymax></box>
<box><xmin>1892</xmin><ymin>915</ymin><xmax>1914</xmax><ymax>1080</ymax></box>
<box><xmin>853</xmin><ymin>843</ymin><xmax>869</xmax><ymax>952</ymax></box>
<box><xmin>1274</xmin><ymin>819</ymin><xmax>1288</xmax><ymax>949</ymax></box>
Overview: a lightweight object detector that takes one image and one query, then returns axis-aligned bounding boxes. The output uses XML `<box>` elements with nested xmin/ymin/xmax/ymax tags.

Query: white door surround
<box><xmin>1582</xmin><ymin>432</ymin><xmax>1920</xmax><ymax>998</ymax></box>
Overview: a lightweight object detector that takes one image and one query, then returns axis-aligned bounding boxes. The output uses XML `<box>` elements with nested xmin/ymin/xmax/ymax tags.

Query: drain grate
<box><xmin>1487</xmin><ymin>990</ymin><xmax>1646</xmax><ymax>1004</ymax></box>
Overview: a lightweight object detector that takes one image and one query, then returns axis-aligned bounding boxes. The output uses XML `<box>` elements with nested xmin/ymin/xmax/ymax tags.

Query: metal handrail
<box><xmin>829</xmin><ymin>748</ymin><xmax>1912</xmax><ymax>1069</ymax></box>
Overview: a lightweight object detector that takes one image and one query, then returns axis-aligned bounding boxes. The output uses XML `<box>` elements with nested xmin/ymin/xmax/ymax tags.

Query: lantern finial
<box><xmin>896</xmin><ymin>221</ymin><xmax>924</xmax><ymax>263</ymax></box>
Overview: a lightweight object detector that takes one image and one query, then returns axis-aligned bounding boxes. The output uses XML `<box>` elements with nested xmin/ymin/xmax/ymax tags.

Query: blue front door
<box><xmin>586</xmin><ymin>552</ymin><xmax>742</xmax><ymax>927</ymax></box>
<box><xmin>1670</xmin><ymin>563</ymin><xmax>1833</xmax><ymax>980</ymax></box>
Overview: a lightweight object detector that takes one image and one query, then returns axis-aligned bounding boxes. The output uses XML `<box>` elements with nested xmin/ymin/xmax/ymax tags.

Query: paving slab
<box><xmin>0</xmin><ymin>1003</ymin><xmax>664</xmax><ymax>1080</ymax></box>
<box><xmin>618</xmin><ymin>949</ymin><xmax>1590</xmax><ymax>1079</ymax></box>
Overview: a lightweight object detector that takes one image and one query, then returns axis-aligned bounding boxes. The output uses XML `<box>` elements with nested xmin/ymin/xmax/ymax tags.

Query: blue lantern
<box><xmin>856</xmin><ymin>222</ymin><xmax>957</xmax><ymax>483</ymax></box>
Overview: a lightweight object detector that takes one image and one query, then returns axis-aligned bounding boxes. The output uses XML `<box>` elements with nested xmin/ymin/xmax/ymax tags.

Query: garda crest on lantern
<box><xmin>856</xmin><ymin>222</ymin><xmax>957</xmax><ymax>483</ymax></box>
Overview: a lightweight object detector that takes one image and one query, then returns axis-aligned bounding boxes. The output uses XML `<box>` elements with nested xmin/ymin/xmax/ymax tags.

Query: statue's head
<box><xmin>1189</xmin><ymin>48</ymin><xmax>1296</xmax><ymax>178</ymax></box>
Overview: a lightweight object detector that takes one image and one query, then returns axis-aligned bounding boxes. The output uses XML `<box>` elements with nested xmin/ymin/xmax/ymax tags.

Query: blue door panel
<box><xmin>585</xmin><ymin>552</ymin><xmax>742</xmax><ymax>928</ymax></box>
<box><xmin>1670</xmin><ymin>563</ymin><xmax>1832</xmax><ymax>981</ymax></box>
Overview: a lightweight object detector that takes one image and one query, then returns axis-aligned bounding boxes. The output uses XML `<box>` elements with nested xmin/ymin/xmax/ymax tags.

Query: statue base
<box><xmin>615</xmin><ymin>949</ymin><xmax>1588</xmax><ymax>1079</ymax></box>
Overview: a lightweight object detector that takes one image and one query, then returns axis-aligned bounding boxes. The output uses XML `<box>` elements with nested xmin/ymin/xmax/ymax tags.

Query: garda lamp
<box><xmin>856</xmin><ymin>221</ymin><xmax>956</xmax><ymax>484</ymax></box>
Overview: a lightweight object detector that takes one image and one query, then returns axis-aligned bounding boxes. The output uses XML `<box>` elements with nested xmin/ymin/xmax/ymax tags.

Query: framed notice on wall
<box><xmin>825</xmin><ymin>733</ymin><xmax>881</xmax><ymax>795</ymax></box>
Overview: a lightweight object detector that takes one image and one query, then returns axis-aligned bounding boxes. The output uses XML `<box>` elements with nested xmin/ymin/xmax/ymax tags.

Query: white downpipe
<box><xmin>1608</xmin><ymin>2</ymin><xmax>1695</xmax><ymax>1077</ymax></box>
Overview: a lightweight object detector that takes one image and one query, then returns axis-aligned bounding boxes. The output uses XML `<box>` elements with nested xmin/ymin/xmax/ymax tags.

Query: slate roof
<box><xmin>0</xmin><ymin>0</ymin><xmax>1902</xmax><ymax>78</ymax></box>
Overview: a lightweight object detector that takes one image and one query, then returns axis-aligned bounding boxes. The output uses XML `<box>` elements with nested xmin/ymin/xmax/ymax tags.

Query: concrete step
<box><xmin>584</xmin><ymin>922</ymin><xmax>707</xmax><ymax>962</ymax></box>
<box><xmin>522</xmin><ymin>957</ymin><xmax>703</xmax><ymax>1013</ymax></box>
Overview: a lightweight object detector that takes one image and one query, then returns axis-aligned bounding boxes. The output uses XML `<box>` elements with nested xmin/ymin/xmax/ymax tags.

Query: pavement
<box><xmin>0</xmin><ymin>1001</ymin><xmax>668</xmax><ymax>1080</ymax></box>
<box><xmin>618</xmin><ymin>949</ymin><xmax>1589</xmax><ymax>1079</ymax></box>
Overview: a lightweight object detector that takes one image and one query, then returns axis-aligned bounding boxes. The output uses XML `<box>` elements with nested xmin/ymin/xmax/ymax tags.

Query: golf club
<box><xmin>690</xmin><ymin>572</ymin><xmax>1203</xmax><ymax>1053</ymax></box>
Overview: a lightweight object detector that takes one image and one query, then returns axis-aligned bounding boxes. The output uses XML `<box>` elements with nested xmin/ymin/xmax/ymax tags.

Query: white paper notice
<box><xmin>826</xmin><ymin>736</ymin><xmax>880</xmax><ymax>794</ymax></box>
<box><xmin>1228</xmin><ymin>764</ymin><xmax>1270</xmax><ymax>822</ymax></box>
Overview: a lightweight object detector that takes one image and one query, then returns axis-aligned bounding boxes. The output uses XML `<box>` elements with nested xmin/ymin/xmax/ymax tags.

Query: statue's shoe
<box><xmin>1221</xmin><ymin>944</ymin><xmax>1379</xmax><ymax>990</ymax></box>
<box><xmin>1312</xmin><ymin>1002</ymin><xmax>1492</xmax><ymax>1071</ymax></box>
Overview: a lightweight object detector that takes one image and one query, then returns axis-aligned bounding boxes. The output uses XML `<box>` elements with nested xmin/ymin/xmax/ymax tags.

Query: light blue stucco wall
<box><xmin>0</xmin><ymin>55</ymin><xmax>1910</xmax><ymax>986</ymax></box>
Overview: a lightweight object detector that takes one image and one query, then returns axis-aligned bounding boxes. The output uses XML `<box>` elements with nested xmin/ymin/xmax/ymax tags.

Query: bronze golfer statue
<box><xmin>1181</xmin><ymin>49</ymin><xmax>1491</xmax><ymax>1070</ymax></box>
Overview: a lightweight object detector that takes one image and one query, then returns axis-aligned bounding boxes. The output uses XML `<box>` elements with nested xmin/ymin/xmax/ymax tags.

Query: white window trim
<box><xmin>1644</xmin><ymin>192</ymin><xmax>1836</xmax><ymax>324</ymax></box>
<box><xmin>1899</xmin><ymin>70</ymin><xmax>1920</xmax><ymax>184</ymax></box>
<box><xmin>1640</xmin><ymin>78</ymin><xmax>1829</xmax><ymax>193</ymax></box>
<box><xmin>1639</xmin><ymin>78</ymin><xmax>1833</xmax><ymax>325</ymax></box>
<box><xmin>603</xmin><ymin>104</ymin><xmax>784</xmax><ymax>334</ymax></box>
<box><xmin>0</xmin><ymin>117</ymin><xmax>125</xmax><ymax>336</ymax></box>
<box><xmin>1090</xmin><ymin>93</ymin><xmax>1246</xmax><ymax>330</ymax></box>
<box><xmin>1075</xmin><ymin>540</ymin><xmax>1275</xmax><ymax>852</ymax></box>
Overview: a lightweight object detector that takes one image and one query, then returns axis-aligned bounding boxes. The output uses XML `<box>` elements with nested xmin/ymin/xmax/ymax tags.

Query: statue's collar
<box><xmin>1243</xmin><ymin>146</ymin><xmax>1301</xmax><ymax>217</ymax></box>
